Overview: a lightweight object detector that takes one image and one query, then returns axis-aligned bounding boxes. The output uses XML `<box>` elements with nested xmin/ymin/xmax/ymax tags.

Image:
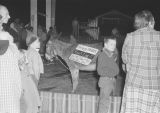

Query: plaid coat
<box><xmin>121</xmin><ymin>27</ymin><xmax>160</xmax><ymax>113</ymax></box>
<box><xmin>122</xmin><ymin>27</ymin><xmax>160</xmax><ymax>89</ymax></box>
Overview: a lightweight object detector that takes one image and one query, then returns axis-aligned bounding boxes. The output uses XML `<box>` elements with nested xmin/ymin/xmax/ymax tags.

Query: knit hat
<box><xmin>0</xmin><ymin>40</ymin><xmax>9</xmax><ymax>55</ymax></box>
<box><xmin>27</xmin><ymin>35</ymin><xmax>37</xmax><ymax>46</ymax></box>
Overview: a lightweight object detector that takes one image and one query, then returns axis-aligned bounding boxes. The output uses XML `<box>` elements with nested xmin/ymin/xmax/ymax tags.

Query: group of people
<box><xmin>78</xmin><ymin>10</ymin><xmax>160</xmax><ymax>113</ymax></box>
<box><xmin>0</xmin><ymin>4</ymin><xmax>44</xmax><ymax>113</ymax></box>
<box><xmin>1</xmin><ymin>3</ymin><xmax>160</xmax><ymax>113</ymax></box>
<box><xmin>98</xmin><ymin>9</ymin><xmax>160</xmax><ymax>113</ymax></box>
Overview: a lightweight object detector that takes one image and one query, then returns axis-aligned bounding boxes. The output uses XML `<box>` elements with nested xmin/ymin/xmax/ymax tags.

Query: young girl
<box><xmin>20</xmin><ymin>34</ymin><xmax>44</xmax><ymax>113</ymax></box>
<box><xmin>26</xmin><ymin>34</ymin><xmax>44</xmax><ymax>86</ymax></box>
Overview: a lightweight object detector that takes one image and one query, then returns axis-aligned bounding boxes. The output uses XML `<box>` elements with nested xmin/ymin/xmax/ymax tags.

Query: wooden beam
<box><xmin>46</xmin><ymin>0</ymin><xmax>52</xmax><ymax>31</ymax></box>
<box><xmin>51</xmin><ymin>0</ymin><xmax>56</xmax><ymax>27</ymax></box>
<box><xmin>30</xmin><ymin>0</ymin><xmax>37</xmax><ymax>34</ymax></box>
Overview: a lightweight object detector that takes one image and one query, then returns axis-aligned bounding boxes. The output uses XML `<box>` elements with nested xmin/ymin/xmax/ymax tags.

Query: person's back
<box><xmin>72</xmin><ymin>17</ymin><xmax>79</xmax><ymax>37</ymax></box>
<box><xmin>0</xmin><ymin>32</ymin><xmax>21</xmax><ymax>113</ymax></box>
<box><xmin>121</xmin><ymin>10</ymin><xmax>160</xmax><ymax>113</ymax></box>
<box><xmin>123</xmin><ymin>27</ymin><xmax>160</xmax><ymax>89</ymax></box>
<box><xmin>19</xmin><ymin>50</ymin><xmax>41</xmax><ymax>113</ymax></box>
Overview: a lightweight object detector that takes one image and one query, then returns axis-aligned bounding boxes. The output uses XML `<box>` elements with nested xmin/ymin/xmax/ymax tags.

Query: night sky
<box><xmin>0</xmin><ymin>0</ymin><xmax>160</xmax><ymax>31</ymax></box>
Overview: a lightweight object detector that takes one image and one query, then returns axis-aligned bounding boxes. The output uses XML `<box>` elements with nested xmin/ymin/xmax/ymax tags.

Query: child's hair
<box><xmin>104</xmin><ymin>35</ymin><xmax>116</xmax><ymax>44</ymax></box>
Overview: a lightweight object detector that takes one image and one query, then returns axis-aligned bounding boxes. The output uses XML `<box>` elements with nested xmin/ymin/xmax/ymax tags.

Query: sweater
<box><xmin>97</xmin><ymin>49</ymin><xmax>119</xmax><ymax>78</ymax></box>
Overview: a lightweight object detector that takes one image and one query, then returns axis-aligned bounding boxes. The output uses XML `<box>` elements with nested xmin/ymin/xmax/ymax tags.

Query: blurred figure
<box><xmin>47</xmin><ymin>26</ymin><xmax>53</xmax><ymax>42</ymax></box>
<box><xmin>37</xmin><ymin>25</ymin><xmax>47</xmax><ymax>58</ymax></box>
<box><xmin>0</xmin><ymin>4</ymin><xmax>10</xmax><ymax>30</ymax></box>
<box><xmin>72</xmin><ymin>17</ymin><xmax>79</xmax><ymax>38</ymax></box>
<box><xmin>47</xmin><ymin>26</ymin><xmax>58</xmax><ymax>42</ymax></box>
<box><xmin>9</xmin><ymin>18</ymin><xmax>23</xmax><ymax>48</ymax></box>
<box><xmin>26</xmin><ymin>26</ymin><xmax>34</xmax><ymax>46</ymax></box>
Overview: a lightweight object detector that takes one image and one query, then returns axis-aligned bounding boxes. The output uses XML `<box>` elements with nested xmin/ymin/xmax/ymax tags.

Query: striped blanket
<box><xmin>40</xmin><ymin>91</ymin><xmax>121</xmax><ymax>113</ymax></box>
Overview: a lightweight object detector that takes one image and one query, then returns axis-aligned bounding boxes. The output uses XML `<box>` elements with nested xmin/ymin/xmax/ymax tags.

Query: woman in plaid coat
<box><xmin>121</xmin><ymin>10</ymin><xmax>160</xmax><ymax>113</ymax></box>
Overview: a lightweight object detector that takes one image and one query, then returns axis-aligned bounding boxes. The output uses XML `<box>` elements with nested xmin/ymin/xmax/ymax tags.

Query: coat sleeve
<box><xmin>122</xmin><ymin>34</ymin><xmax>130</xmax><ymax>64</ymax></box>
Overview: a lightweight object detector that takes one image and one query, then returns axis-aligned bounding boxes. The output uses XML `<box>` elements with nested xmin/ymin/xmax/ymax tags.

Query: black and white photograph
<box><xmin>0</xmin><ymin>0</ymin><xmax>160</xmax><ymax>113</ymax></box>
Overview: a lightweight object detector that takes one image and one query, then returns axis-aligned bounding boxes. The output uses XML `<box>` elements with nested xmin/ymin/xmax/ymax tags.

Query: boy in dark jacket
<box><xmin>97</xmin><ymin>36</ymin><xmax>119</xmax><ymax>113</ymax></box>
<box><xmin>75</xmin><ymin>36</ymin><xmax>119</xmax><ymax>113</ymax></box>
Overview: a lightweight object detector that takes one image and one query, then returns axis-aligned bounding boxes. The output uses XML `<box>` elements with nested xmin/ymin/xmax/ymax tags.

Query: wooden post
<box><xmin>46</xmin><ymin>0</ymin><xmax>52</xmax><ymax>31</ymax></box>
<box><xmin>51</xmin><ymin>0</ymin><xmax>56</xmax><ymax>27</ymax></box>
<box><xmin>30</xmin><ymin>0</ymin><xmax>37</xmax><ymax>35</ymax></box>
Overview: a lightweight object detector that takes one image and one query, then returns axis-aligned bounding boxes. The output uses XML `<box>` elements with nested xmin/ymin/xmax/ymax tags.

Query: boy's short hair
<box><xmin>104</xmin><ymin>35</ymin><xmax>116</xmax><ymax>44</ymax></box>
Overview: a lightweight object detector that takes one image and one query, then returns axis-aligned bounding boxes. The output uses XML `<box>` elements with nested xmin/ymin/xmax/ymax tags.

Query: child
<box><xmin>19</xmin><ymin>49</ymin><xmax>41</xmax><ymax>113</ymax></box>
<box><xmin>75</xmin><ymin>36</ymin><xmax>119</xmax><ymax>113</ymax></box>
<box><xmin>26</xmin><ymin>34</ymin><xmax>44</xmax><ymax>86</ymax></box>
<box><xmin>97</xmin><ymin>36</ymin><xmax>119</xmax><ymax>113</ymax></box>
<box><xmin>21</xmin><ymin>35</ymin><xmax>44</xmax><ymax>113</ymax></box>
<box><xmin>19</xmin><ymin>50</ymin><xmax>41</xmax><ymax>113</ymax></box>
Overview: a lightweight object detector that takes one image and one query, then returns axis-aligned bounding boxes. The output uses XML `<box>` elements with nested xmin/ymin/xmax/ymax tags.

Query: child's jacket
<box><xmin>97</xmin><ymin>49</ymin><xmax>119</xmax><ymax>78</ymax></box>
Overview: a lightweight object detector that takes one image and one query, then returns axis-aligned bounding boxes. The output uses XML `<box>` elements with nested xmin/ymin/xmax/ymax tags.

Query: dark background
<box><xmin>0</xmin><ymin>0</ymin><xmax>160</xmax><ymax>32</ymax></box>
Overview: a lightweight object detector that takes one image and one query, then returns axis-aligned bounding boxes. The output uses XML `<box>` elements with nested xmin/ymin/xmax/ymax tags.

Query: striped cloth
<box><xmin>40</xmin><ymin>91</ymin><xmax>121</xmax><ymax>113</ymax></box>
<box><xmin>122</xmin><ymin>27</ymin><xmax>160</xmax><ymax>90</ymax></box>
<box><xmin>120</xmin><ymin>86</ymin><xmax>160</xmax><ymax>113</ymax></box>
